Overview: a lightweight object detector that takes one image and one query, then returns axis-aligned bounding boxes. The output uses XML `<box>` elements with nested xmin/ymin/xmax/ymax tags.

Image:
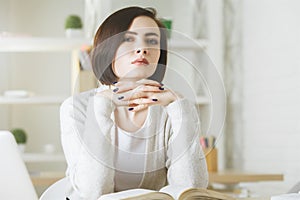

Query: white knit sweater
<box><xmin>60</xmin><ymin>88</ymin><xmax>208</xmax><ymax>200</ymax></box>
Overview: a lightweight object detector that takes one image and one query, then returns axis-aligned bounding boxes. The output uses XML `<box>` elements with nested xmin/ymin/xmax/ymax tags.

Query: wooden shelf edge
<box><xmin>209</xmin><ymin>171</ymin><xmax>284</xmax><ymax>184</ymax></box>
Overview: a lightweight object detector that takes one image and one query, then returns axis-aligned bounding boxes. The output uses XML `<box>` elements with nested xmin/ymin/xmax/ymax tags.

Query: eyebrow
<box><xmin>145</xmin><ymin>32</ymin><xmax>159</xmax><ymax>37</ymax></box>
<box><xmin>125</xmin><ymin>31</ymin><xmax>159</xmax><ymax>37</ymax></box>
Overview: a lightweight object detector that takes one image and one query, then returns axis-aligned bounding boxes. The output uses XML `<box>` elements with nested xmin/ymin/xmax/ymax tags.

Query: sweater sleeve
<box><xmin>60</xmin><ymin>93</ymin><xmax>116</xmax><ymax>199</ymax></box>
<box><xmin>163</xmin><ymin>98</ymin><xmax>208</xmax><ymax>189</ymax></box>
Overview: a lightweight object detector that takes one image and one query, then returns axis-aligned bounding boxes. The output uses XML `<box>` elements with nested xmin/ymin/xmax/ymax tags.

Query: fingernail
<box><xmin>159</xmin><ymin>87</ymin><xmax>164</xmax><ymax>90</ymax></box>
<box><xmin>112</xmin><ymin>81</ymin><xmax>118</xmax><ymax>85</ymax></box>
<box><xmin>118</xmin><ymin>96</ymin><xmax>124</xmax><ymax>100</ymax></box>
<box><xmin>128</xmin><ymin>107</ymin><xmax>134</xmax><ymax>111</ymax></box>
<box><xmin>113</xmin><ymin>88</ymin><xmax>119</xmax><ymax>92</ymax></box>
<box><xmin>152</xmin><ymin>99</ymin><xmax>158</xmax><ymax>101</ymax></box>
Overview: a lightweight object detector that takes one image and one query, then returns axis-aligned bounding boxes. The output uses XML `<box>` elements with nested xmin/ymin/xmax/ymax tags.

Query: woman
<box><xmin>60</xmin><ymin>6</ymin><xmax>208</xmax><ymax>200</ymax></box>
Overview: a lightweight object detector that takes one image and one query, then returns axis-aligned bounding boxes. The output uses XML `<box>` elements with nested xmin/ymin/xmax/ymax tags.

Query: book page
<box><xmin>98</xmin><ymin>189</ymin><xmax>154</xmax><ymax>200</ymax></box>
<box><xmin>98</xmin><ymin>189</ymin><xmax>174</xmax><ymax>200</ymax></box>
<box><xmin>159</xmin><ymin>185</ymin><xmax>235</xmax><ymax>200</ymax></box>
<box><xmin>179</xmin><ymin>188</ymin><xmax>235</xmax><ymax>200</ymax></box>
<box><xmin>159</xmin><ymin>185</ymin><xmax>191</xmax><ymax>199</ymax></box>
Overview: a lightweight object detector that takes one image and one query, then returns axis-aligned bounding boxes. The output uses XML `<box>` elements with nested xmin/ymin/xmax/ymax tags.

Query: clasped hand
<box><xmin>97</xmin><ymin>79</ymin><xmax>182</xmax><ymax>112</ymax></box>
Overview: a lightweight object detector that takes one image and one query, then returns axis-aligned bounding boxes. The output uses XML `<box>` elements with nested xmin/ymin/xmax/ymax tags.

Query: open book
<box><xmin>99</xmin><ymin>185</ymin><xmax>235</xmax><ymax>200</ymax></box>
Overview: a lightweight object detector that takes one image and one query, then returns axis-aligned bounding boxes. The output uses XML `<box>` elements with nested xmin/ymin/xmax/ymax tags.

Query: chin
<box><xmin>123</xmin><ymin>72</ymin><xmax>155</xmax><ymax>80</ymax></box>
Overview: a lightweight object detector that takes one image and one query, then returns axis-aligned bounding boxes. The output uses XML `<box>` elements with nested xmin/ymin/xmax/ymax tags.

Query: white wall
<box><xmin>206</xmin><ymin>0</ymin><xmax>225</xmax><ymax>170</ymax></box>
<box><xmin>0</xmin><ymin>1</ymin><xmax>11</xmax><ymax>129</ymax></box>
<box><xmin>242</xmin><ymin>0</ymin><xmax>300</xmax><ymax>195</ymax></box>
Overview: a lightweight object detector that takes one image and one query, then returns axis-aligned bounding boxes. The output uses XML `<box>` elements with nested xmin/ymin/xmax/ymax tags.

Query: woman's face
<box><xmin>112</xmin><ymin>16</ymin><xmax>161</xmax><ymax>81</ymax></box>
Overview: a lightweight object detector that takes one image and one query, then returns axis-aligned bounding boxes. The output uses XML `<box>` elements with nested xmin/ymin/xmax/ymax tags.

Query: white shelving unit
<box><xmin>168</xmin><ymin>38</ymin><xmax>210</xmax><ymax>106</ymax></box>
<box><xmin>168</xmin><ymin>39</ymin><xmax>208</xmax><ymax>51</ymax></box>
<box><xmin>0</xmin><ymin>37</ymin><xmax>91</xmax><ymax>52</ymax></box>
<box><xmin>0</xmin><ymin>95</ymin><xmax>67</xmax><ymax>105</ymax></box>
<box><xmin>0</xmin><ymin>37</ymin><xmax>91</xmax><ymax>166</ymax></box>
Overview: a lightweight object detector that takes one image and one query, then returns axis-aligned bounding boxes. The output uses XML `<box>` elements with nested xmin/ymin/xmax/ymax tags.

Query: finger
<box><xmin>136</xmin><ymin>79</ymin><xmax>163</xmax><ymax>87</ymax></box>
<box><xmin>128</xmin><ymin>104</ymin><xmax>149</xmax><ymax>112</ymax></box>
<box><xmin>128</xmin><ymin>91</ymin><xmax>150</xmax><ymax>100</ymax></box>
<box><xmin>135</xmin><ymin>85</ymin><xmax>162</xmax><ymax>93</ymax></box>
<box><xmin>129</xmin><ymin>98</ymin><xmax>157</xmax><ymax>105</ymax></box>
<box><xmin>114</xmin><ymin>89</ymin><xmax>146</xmax><ymax>103</ymax></box>
<box><xmin>113</xmin><ymin>79</ymin><xmax>163</xmax><ymax>93</ymax></box>
<box><xmin>112</xmin><ymin>82</ymin><xmax>137</xmax><ymax>93</ymax></box>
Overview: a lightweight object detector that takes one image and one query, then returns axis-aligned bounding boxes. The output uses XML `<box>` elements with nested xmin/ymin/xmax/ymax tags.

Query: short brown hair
<box><xmin>91</xmin><ymin>7</ymin><xmax>168</xmax><ymax>85</ymax></box>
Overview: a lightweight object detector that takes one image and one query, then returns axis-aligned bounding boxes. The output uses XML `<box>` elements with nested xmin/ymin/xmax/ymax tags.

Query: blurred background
<box><xmin>0</xmin><ymin>0</ymin><xmax>299</xmax><ymax>197</ymax></box>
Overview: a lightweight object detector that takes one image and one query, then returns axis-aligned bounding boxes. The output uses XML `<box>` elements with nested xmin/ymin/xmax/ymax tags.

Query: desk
<box><xmin>30</xmin><ymin>172</ymin><xmax>64</xmax><ymax>186</ymax></box>
<box><xmin>209</xmin><ymin>170</ymin><xmax>284</xmax><ymax>184</ymax></box>
<box><xmin>241</xmin><ymin>198</ymin><xmax>270</xmax><ymax>200</ymax></box>
<box><xmin>31</xmin><ymin>171</ymin><xmax>284</xmax><ymax>186</ymax></box>
<box><xmin>208</xmin><ymin>171</ymin><xmax>283</xmax><ymax>198</ymax></box>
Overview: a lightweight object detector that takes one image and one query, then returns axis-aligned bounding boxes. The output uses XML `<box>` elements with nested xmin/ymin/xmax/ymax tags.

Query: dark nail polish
<box><xmin>152</xmin><ymin>99</ymin><xmax>158</xmax><ymax>101</ymax></box>
<box><xmin>159</xmin><ymin>87</ymin><xmax>164</xmax><ymax>90</ymax></box>
<box><xmin>118</xmin><ymin>96</ymin><xmax>124</xmax><ymax>100</ymax></box>
<box><xmin>113</xmin><ymin>88</ymin><xmax>119</xmax><ymax>92</ymax></box>
<box><xmin>112</xmin><ymin>81</ymin><xmax>118</xmax><ymax>85</ymax></box>
<box><xmin>128</xmin><ymin>107</ymin><xmax>134</xmax><ymax>111</ymax></box>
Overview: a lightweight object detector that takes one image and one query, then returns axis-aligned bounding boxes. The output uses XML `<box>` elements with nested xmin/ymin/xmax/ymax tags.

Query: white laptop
<box><xmin>0</xmin><ymin>130</ymin><xmax>38</xmax><ymax>200</ymax></box>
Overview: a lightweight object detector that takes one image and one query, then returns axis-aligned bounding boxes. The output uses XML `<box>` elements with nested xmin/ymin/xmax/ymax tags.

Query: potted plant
<box><xmin>65</xmin><ymin>15</ymin><xmax>83</xmax><ymax>38</ymax></box>
<box><xmin>11</xmin><ymin>128</ymin><xmax>27</xmax><ymax>152</ymax></box>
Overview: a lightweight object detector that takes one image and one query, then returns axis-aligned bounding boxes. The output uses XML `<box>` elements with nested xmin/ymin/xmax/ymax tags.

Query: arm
<box><xmin>60</xmin><ymin>93</ymin><xmax>116</xmax><ymax>199</ymax></box>
<box><xmin>163</xmin><ymin>98</ymin><xmax>209</xmax><ymax>188</ymax></box>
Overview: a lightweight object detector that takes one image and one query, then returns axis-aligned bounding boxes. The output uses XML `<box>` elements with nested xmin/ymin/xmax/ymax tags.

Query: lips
<box><xmin>131</xmin><ymin>58</ymin><xmax>149</xmax><ymax>65</ymax></box>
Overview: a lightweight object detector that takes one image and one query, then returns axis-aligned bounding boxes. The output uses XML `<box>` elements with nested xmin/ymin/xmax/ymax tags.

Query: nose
<box><xmin>135</xmin><ymin>48</ymin><xmax>148</xmax><ymax>55</ymax></box>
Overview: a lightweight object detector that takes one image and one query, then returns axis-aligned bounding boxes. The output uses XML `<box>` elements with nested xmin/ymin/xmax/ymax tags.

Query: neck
<box><xmin>114</xmin><ymin>107</ymin><xmax>148</xmax><ymax>133</ymax></box>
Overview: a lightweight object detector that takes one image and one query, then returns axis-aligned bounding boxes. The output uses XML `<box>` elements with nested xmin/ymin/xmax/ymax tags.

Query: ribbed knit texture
<box><xmin>60</xmin><ymin>88</ymin><xmax>208</xmax><ymax>200</ymax></box>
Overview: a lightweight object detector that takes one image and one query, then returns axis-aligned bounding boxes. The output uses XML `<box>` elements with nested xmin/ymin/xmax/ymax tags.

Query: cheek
<box><xmin>112</xmin><ymin>47</ymin><xmax>132</xmax><ymax>77</ymax></box>
<box><xmin>112</xmin><ymin>58</ymin><xmax>126</xmax><ymax>78</ymax></box>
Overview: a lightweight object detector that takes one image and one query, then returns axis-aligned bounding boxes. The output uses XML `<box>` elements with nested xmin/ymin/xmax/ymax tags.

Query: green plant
<box><xmin>65</xmin><ymin>15</ymin><xmax>83</xmax><ymax>29</ymax></box>
<box><xmin>11</xmin><ymin>128</ymin><xmax>27</xmax><ymax>144</ymax></box>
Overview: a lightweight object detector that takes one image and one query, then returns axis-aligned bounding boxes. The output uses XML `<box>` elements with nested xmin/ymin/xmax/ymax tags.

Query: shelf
<box><xmin>30</xmin><ymin>171</ymin><xmax>65</xmax><ymax>186</ymax></box>
<box><xmin>168</xmin><ymin>39</ymin><xmax>208</xmax><ymax>51</ymax></box>
<box><xmin>0</xmin><ymin>37</ymin><xmax>91</xmax><ymax>52</ymax></box>
<box><xmin>22</xmin><ymin>153</ymin><xmax>66</xmax><ymax>162</ymax></box>
<box><xmin>0</xmin><ymin>95</ymin><xmax>67</xmax><ymax>105</ymax></box>
<box><xmin>0</xmin><ymin>36</ymin><xmax>206</xmax><ymax>52</ymax></box>
<box><xmin>209</xmin><ymin>170</ymin><xmax>284</xmax><ymax>184</ymax></box>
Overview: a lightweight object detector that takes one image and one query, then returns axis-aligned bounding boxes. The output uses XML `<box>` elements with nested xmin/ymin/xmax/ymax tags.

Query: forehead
<box><xmin>128</xmin><ymin>16</ymin><xmax>160</xmax><ymax>35</ymax></box>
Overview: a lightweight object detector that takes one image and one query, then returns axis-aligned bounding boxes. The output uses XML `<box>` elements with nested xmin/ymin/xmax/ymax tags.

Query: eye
<box><xmin>123</xmin><ymin>36</ymin><xmax>134</xmax><ymax>42</ymax></box>
<box><xmin>146</xmin><ymin>38</ymin><xmax>159</xmax><ymax>45</ymax></box>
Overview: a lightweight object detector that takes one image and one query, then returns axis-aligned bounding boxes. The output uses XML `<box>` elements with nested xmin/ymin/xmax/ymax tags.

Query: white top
<box><xmin>60</xmin><ymin>88</ymin><xmax>208</xmax><ymax>200</ymax></box>
<box><xmin>114</xmin><ymin>125</ymin><xmax>148</xmax><ymax>191</ymax></box>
